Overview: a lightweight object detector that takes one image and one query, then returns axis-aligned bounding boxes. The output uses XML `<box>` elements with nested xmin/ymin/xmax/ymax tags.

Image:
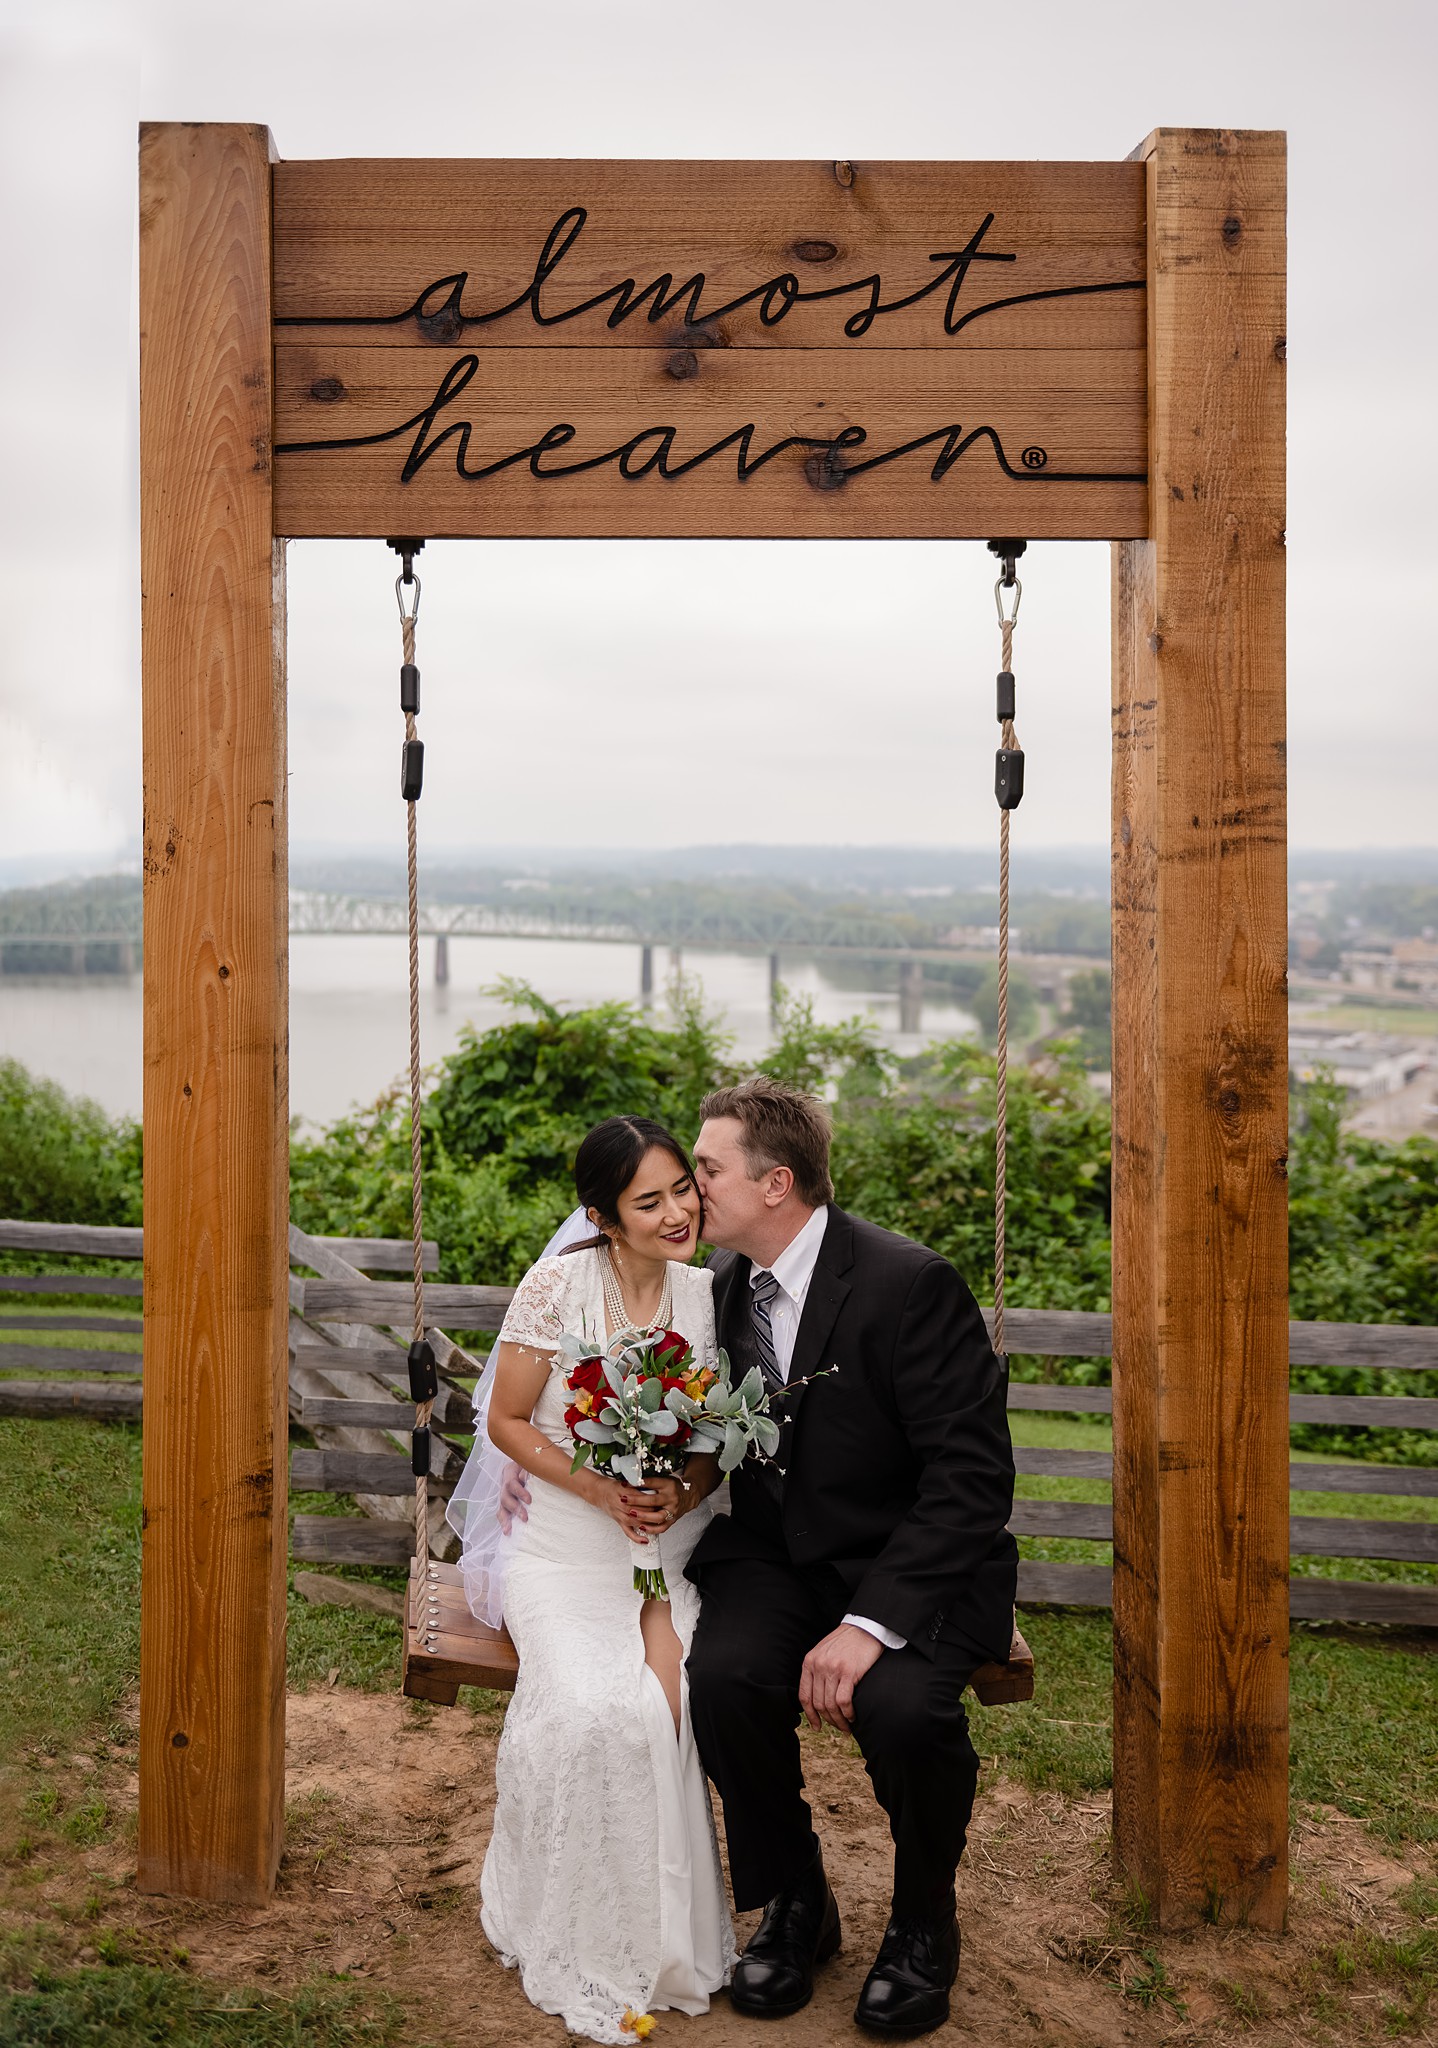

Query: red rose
<box><xmin>567</xmin><ymin>1358</ymin><xmax>606</xmax><ymax>1395</ymax></box>
<box><xmin>652</xmin><ymin>1330</ymin><xmax>692</xmax><ymax>1370</ymax></box>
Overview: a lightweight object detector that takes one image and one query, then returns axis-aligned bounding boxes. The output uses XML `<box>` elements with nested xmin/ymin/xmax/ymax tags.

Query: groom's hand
<box><xmin>497</xmin><ymin>1462</ymin><xmax>531</xmax><ymax>1535</ymax></box>
<box><xmin>800</xmin><ymin>1623</ymin><xmax>885</xmax><ymax>1732</ymax></box>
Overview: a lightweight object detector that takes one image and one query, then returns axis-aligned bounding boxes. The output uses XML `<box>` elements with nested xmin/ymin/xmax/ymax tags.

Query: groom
<box><xmin>683</xmin><ymin>1076</ymin><xmax>1017</xmax><ymax>2036</ymax></box>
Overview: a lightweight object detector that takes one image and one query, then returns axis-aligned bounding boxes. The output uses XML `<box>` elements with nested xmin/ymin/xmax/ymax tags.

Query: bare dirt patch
<box><xmin>5</xmin><ymin>1686</ymin><xmax>1436</xmax><ymax>2045</ymax></box>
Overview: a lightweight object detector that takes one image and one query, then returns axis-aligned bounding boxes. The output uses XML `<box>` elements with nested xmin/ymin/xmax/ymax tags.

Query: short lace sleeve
<box><xmin>497</xmin><ymin>1256</ymin><xmax>570</xmax><ymax>1353</ymax></box>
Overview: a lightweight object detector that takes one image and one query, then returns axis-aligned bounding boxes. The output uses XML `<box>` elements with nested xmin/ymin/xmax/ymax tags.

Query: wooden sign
<box><xmin>272</xmin><ymin>159</ymin><xmax>1147</xmax><ymax>540</ymax></box>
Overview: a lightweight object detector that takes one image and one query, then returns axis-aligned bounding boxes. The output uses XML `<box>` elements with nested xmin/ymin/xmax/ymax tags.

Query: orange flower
<box><xmin>573</xmin><ymin>1388</ymin><xmax>593</xmax><ymax>1416</ymax></box>
<box><xmin>621</xmin><ymin>2011</ymin><xmax>657</xmax><ymax>2038</ymax></box>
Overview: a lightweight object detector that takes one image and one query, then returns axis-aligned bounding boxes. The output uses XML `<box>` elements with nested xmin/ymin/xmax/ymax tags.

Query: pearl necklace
<box><xmin>601</xmin><ymin>1241</ymin><xmax>673</xmax><ymax>1341</ymax></box>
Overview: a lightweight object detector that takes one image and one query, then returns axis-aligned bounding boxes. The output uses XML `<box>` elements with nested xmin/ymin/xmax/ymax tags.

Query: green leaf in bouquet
<box><xmin>645</xmin><ymin>1409</ymin><xmax>679</xmax><ymax>1437</ymax></box>
<box><xmin>663</xmin><ymin>1387</ymin><xmax>701</xmax><ymax>1419</ymax></box>
<box><xmin>753</xmin><ymin>1417</ymin><xmax>781</xmax><ymax>1458</ymax></box>
<box><xmin>574</xmin><ymin>1417</ymin><xmax>617</xmax><ymax>1444</ymax></box>
<box><xmin>612</xmin><ymin>1453</ymin><xmax>644</xmax><ymax>1486</ymax></box>
<box><xmin>736</xmin><ymin>1365</ymin><xmax>765</xmax><ymax>1408</ymax></box>
<box><xmin>638</xmin><ymin>1375</ymin><xmax>665</xmax><ymax>1412</ymax></box>
<box><xmin>569</xmin><ymin>1443</ymin><xmax>593</xmax><ymax>1473</ymax></box>
<box><xmin>600</xmin><ymin>1353</ymin><xmax>627</xmax><ymax>1396</ymax></box>
<box><xmin>703</xmin><ymin>1381</ymin><xmax>731</xmax><ymax>1414</ymax></box>
<box><xmin>556</xmin><ymin>1331</ymin><xmax>586</xmax><ymax>1360</ymax></box>
<box><xmin>720</xmin><ymin>1419</ymin><xmax>748</xmax><ymax>1471</ymax></box>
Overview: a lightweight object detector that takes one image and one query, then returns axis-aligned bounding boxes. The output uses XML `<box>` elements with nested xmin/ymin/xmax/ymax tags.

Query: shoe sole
<box><xmin>728</xmin><ymin>1917</ymin><xmax>842</xmax><ymax>2019</ymax></box>
<box><xmin>853</xmin><ymin>2003</ymin><xmax>951</xmax><ymax>2039</ymax></box>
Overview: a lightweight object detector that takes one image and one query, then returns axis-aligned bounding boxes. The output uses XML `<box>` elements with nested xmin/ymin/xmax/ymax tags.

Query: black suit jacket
<box><xmin>687</xmin><ymin>1206</ymin><xmax>1018</xmax><ymax>1663</ymax></box>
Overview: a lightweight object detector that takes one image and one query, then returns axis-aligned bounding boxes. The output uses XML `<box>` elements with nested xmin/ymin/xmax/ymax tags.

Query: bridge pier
<box><xmin>899</xmin><ymin>958</ymin><xmax>924</xmax><ymax>1035</ymax></box>
<box><xmin>768</xmin><ymin>952</ymin><xmax>781</xmax><ymax>1027</ymax></box>
<box><xmin>668</xmin><ymin>946</ymin><xmax>682</xmax><ymax>985</ymax></box>
<box><xmin>640</xmin><ymin>943</ymin><xmax>654</xmax><ymax>1005</ymax></box>
<box><xmin>434</xmin><ymin>933</ymin><xmax>450</xmax><ymax>988</ymax></box>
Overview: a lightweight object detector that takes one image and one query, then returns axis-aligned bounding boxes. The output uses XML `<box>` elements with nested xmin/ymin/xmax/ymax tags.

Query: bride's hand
<box><xmin>583</xmin><ymin>1472</ymin><xmax>659</xmax><ymax>1545</ymax></box>
<box><xmin>618</xmin><ymin>1474</ymin><xmax>691</xmax><ymax>1538</ymax></box>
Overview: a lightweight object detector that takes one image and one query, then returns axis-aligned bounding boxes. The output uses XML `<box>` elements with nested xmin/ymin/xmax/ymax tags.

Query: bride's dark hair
<box><xmin>566</xmin><ymin>1116</ymin><xmax>701</xmax><ymax>1252</ymax></box>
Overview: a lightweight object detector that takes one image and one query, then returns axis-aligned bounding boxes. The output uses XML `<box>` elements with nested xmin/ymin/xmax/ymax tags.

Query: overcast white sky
<box><xmin>1</xmin><ymin>0</ymin><xmax>1434</xmax><ymax>870</ymax></box>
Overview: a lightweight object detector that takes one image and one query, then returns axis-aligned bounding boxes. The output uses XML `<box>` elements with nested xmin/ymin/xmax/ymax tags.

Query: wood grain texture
<box><xmin>1110</xmin><ymin>128</ymin><xmax>1289</xmax><ymax>1931</ymax></box>
<box><xmin>270</xmin><ymin>157</ymin><xmax>1148</xmax><ymax>541</ymax></box>
<box><xmin>0</xmin><ymin>1221</ymin><xmax>431</xmax><ymax>1272</ymax></box>
<box><xmin>0</xmin><ymin>1221</ymin><xmax>144</xmax><ymax>1258</ymax></box>
<box><xmin>291</xmin><ymin>1514</ymin><xmax>414</xmax><ymax>1565</ymax></box>
<box><xmin>138</xmin><ymin>122</ymin><xmax>288</xmax><ymax>1906</ymax></box>
<box><xmin>295</xmin><ymin>1278</ymin><xmax>516</xmax><ymax>1326</ymax></box>
<box><xmin>1013</xmin><ymin>1449</ymin><xmax>1438</xmax><ymax>1499</ymax></box>
<box><xmin>272</xmin><ymin>339</ymin><xmax>1146</xmax><ymax>540</ymax></box>
<box><xmin>1018</xmin><ymin>1566</ymin><xmax>1438</xmax><ymax>1628</ymax></box>
<box><xmin>1011</xmin><ymin>1501</ymin><xmax>1438</xmax><ymax>1566</ymax></box>
<box><xmin>3</xmin><ymin>1274</ymin><xmax>145</xmax><ymax>1297</ymax></box>
<box><xmin>0</xmin><ymin>1381</ymin><xmax>144</xmax><ymax>1420</ymax></box>
<box><xmin>274</xmin><ymin>158</ymin><xmax>1145</xmax><ymax>351</ymax></box>
<box><xmin>0</xmin><ymin>1314</ymin><xmax>144</xmax><ymax>1334</ymax></box>
<box><xmin>298</xmin><ymin>1392</ymin><xmax>474</xmax><ymax>1431</ymax></box>
<box><xmin>0</xmin><ymin>1344</ymin><xmax>142</xmax><ymax>1375</ymax></box>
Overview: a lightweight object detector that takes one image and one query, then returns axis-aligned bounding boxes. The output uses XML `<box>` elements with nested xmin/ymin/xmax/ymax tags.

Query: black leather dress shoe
<box><xmin>730</xmin><ymin>1850</ymin><xmax>841</xmax><ymax>2017</ymax></box>
<box><xmin>854</xmin><ymin>1911</ymin><xmax>961</xmax><ymax>2035</ymax></box>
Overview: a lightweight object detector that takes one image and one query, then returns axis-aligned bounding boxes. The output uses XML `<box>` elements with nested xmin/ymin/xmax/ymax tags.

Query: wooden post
<box><xmin>138</xmin><ymin>122</ymin><xmax>289</xmax><ymax>1903</ymax></box>
<box><xmin>1110</xmin><ymin>129</ymin><xmax>1288</xmax><ymax>1930</ymax></box>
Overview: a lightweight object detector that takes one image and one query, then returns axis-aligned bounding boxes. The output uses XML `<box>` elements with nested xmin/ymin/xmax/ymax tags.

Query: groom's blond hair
<box><xmin>699</xmin><ymin>1077</ymin><xmax>835</xmax><ymax>1207</ymax></box>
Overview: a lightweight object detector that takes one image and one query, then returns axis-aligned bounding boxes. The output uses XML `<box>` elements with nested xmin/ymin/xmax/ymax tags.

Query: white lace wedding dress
<box><xmin>479</xmin><ymin>1248</ymin><xmax>735</xmax><ymax>2043</ymax></box>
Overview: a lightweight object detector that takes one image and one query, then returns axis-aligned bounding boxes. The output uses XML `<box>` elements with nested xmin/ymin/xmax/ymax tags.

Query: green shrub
<box><xmin>0</xmin><ymin>1062</ymin><xmax>141</xmax><ymax>1227</ymax></box>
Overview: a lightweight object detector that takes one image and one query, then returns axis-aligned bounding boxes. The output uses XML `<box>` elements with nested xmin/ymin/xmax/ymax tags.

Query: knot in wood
<box><xmin>666</xmin><ymin>350</ymin><xmax>698</xmax><ymax>381</ymax></box>
<box><xmin>309</xmin><ymin>376</ymin><xmax>345</xmax><ymax>403</ymax></box>
<box><xmin>1221</xmin><ymin>215</ymin><xmax>1243</xmax><ymax>245</ymax></box>
<box><xmin>417</xmin><ymin>305</ymin><xmax>464</xmax><ymax>344</ymax></box>
<box><xmin>833</xmin><ymin>161</ymin><xmax>855</xmax><ymax>188</ymax></box>
<box><xmin>805</xmin><ymin>447</ymin><xmax>848</xmax><ymax>492</ymax></box>
<box><xmin>793</xmin><ymin>239</ymin><xmax>839</xmax><ymax>263</ymax></box>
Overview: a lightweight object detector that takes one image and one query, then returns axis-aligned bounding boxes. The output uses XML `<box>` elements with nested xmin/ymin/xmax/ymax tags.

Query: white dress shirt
<box><xmin>749</xmin><ymin>1207</ymin><xmax>906</xmax><ymax>1654</ymax></box>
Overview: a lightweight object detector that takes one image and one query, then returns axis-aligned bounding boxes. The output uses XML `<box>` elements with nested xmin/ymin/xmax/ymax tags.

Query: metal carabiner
<box><xmin>994</xmin><ymin>575</ymin><xmax>1022</xmax><ymax>627</ymax></box>
<box><xmin>395</xmin><ymin>571</ymin><xmax>422</xmax><ymax>624</ymax></box>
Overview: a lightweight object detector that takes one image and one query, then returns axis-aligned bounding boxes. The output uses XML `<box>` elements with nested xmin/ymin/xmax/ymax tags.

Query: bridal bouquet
<box><xmin>559</xmin><ymin>1326</ymin><xmax>780</xmax><ymax>1599</ymax></box>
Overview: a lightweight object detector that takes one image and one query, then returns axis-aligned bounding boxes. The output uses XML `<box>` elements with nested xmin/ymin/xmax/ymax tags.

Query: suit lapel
<box><xmin>710</xmin><ymin>1250</ymin><xmax>753</xmax><ymax>1365</ymax></box>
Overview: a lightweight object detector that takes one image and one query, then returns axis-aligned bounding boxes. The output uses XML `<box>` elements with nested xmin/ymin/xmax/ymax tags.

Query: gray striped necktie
<box><xmin>750</xmin><ymin>1268</ymin><xmax>784</xmax><ymax>1394</ymax></box>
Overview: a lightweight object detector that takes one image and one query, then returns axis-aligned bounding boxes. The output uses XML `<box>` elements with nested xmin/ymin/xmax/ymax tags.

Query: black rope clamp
<box><xmin>996</xmin><ymin>747</ymin><xmax>1025</xmax><ymax>810</ymax></box>
<box><xmin>986</xmin><ymin>537</ymin><xmax>1027</xmax><ymax>588</ymax></box>
<box><xmin>407</xmin><ymin>1337</ymin><xmax>438</xmax><ymax>1403</ymax></box>
<box><xmin>387</xmin><ymin>536</ymin><xmax>425</xmax><ymax>585</ymax></box>
<box><xmin>401</xmin><ymin>738</ymin><xmax>425</xmax><ymax>801</ymax></box>
<box><xmin>411</xmin><ymin>1423</ymin><xmax>432</xmax><ymax>1478</ymax></box>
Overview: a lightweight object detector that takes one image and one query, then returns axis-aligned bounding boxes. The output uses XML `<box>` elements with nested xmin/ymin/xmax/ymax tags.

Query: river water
<box><xmin>0</xmin><ymin>935</ymin><xmax>979</xmax><ymax>1130</ymax></box>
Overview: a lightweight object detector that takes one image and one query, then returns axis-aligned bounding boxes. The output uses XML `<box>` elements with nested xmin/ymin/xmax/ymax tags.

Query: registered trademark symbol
<box><xmin>1021</xmin><ymin>445</ymin><xmax>1048</xmax><ymax>470</ymax></box>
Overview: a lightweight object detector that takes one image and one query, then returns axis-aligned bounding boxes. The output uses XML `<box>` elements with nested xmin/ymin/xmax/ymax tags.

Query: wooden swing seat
<box><xmin>402</xmin><ymin>1557</ymin><xmax>1036</xmax><ymax>1706</ymax></box>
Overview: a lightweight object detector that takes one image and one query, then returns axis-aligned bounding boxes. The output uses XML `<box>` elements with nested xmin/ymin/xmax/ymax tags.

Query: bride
<box><xmin>449</xmin><ymin>1115</ymin><xmax>735</xmax><ymax>2043</ymax></box>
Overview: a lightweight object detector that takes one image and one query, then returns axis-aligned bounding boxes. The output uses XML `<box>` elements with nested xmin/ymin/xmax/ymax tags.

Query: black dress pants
<box><xmin>687</xmin><ymin>1556</ymin><xmax>981</xmax><ymax>1916</ymax></box>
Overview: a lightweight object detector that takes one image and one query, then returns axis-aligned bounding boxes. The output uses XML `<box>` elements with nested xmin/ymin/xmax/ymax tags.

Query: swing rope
<box><xmin>390</xmin><ymin>538</ymin><xmax>439</xmax><ymax>1569</ymax></box>
<box><xmin>989</xmin><ymin>540</ymin><xmax>1027</xmax><ymax>1361</ymax></box>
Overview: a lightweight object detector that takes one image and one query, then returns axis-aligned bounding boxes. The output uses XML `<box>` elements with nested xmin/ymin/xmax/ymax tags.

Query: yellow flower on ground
<box><xmin>621</xmin><ymin>2010</ymin><xmax>657</xmax><ymax>2038</ymax></box>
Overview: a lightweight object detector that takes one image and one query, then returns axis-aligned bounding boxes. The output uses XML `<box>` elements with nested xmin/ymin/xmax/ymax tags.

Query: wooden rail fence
<box><xmin>5</xmin><ymin>1219</ymin><xmax>1436</xmax><ymax>1625</ymax></box>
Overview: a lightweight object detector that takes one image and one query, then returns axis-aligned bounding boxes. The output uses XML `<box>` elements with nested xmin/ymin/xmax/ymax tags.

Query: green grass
<box><xmin>0</xmin><ymin>1932</ymin><xmax>422</xmax><ymax>2048</ymax></box>
<box><xmin>0</xmin><ymin>1416</ymin><xmax>416</xmax><ymax>1817</ymax></box>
